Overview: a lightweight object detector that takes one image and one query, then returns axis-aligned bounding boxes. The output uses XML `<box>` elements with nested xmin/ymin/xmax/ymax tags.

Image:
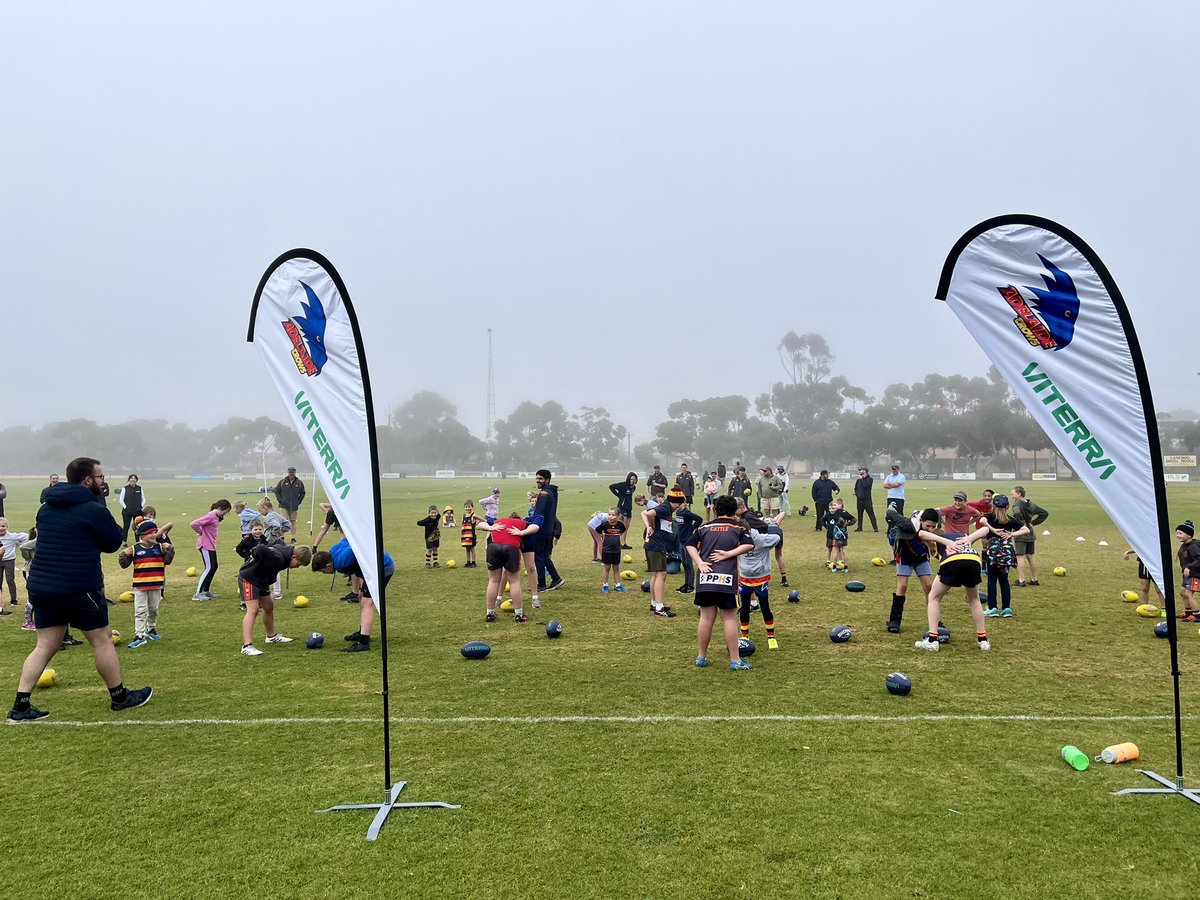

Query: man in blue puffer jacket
<box><xmin>7</xmin><ymin>457</ymin><xmax>153</xmax><ymax>724</ymax></box>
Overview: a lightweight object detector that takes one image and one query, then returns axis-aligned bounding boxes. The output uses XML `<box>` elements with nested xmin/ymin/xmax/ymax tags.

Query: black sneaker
<box><xmin>344</xmin><ymin>631</ymin><xmax>364</xmax><ymax>642</ymax></box>
<box><xmin>653</xmin><ymin>606</ymin><xmax>677</xmax><ymax>618</ymax></box>
<box><xmin>621</xmin><ymin>544</ymin><xmax>632</xmax><ymax>550</ymax></box>
<box><xmin>546</xmin><ymin>579</ymin><xmax>566</xmax><ymax>591</ymax></box>
<box><xmin>676</xmin><ymin>585</ymin><xmax>694</xmax><ymax>594</ymax></box>
<box><xmin>61</xmin><ymin>635</ymin><xmax>82</xmax><ymax>647</ymax></box>
<box><xmin>0</xmin><ymin>609</ymin><xmax>10</xmax><ymax>617</ymax></box>
<box><xmin>6</xmin><ymin>705</ymin><xmax>49</xmax><ymax>724</ymax></box>
<box><xmin>343</xmin><ymin>642</ymin><xmax>371</xmax><ymax>653</ymax></box>
<box><xmin>514</xmin><ymin>613</ymin><xmax>529</xmax><ymax>623</ymax></box>
<box><xmin>1029</xmin><ymin>580</ymin><xmax>1040</xmax><ymax>586</ymax></box>
<box><xmin>111</xmin><ymin>686</ymin><xmax>153</xmax><ymax>712</ymax></box>
<box><xmin>340</xmin><ymin>592</ymin><xmax>358</xmax><ymax>602</ymax></box>
<box><xmin>887</xmin><ymin>619</ymin><xmax>901</xmax><ymax>634</ymax></box>
<box><xmin>780</xmin><ymin>577</ymin><xmax>789</xmax><ymax>587</ymax></box>
<box><xmin>485</xmin><ymin>612</ymin><xmax>497</xmax><ymax>622</ymax></box>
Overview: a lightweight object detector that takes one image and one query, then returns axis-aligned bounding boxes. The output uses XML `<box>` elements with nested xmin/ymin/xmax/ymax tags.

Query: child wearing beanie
<box><xmin>1176</xmin><ymin>521</ymin><xmax>1200</xmax><ymax>622</ymax></box>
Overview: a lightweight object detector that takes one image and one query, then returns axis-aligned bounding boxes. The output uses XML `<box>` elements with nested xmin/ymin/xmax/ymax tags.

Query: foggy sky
<box><xmin>5</xmin><ymin>2</ymin><xmax>1197</xmax><ymax>444</ymax></box>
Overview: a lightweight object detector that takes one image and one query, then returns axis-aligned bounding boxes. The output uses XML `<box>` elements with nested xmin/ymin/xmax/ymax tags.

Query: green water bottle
<box><xmin>1061</xmin><ymin>745</ymin><xmax>1089</xmax><ymax>771</ymax></box>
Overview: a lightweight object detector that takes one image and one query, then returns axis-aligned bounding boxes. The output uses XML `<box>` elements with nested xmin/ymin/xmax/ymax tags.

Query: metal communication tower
<box><xmin>485</xmin><ymin>328</ymin><xmax>496</xmax><ymax>467</ymax></box>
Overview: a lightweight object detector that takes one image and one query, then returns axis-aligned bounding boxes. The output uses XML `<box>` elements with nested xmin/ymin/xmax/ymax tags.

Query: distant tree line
<box><xmin>4</xmin><ymin>333</ymin><xmax>1196</xmax><ymax>474</ymax></box>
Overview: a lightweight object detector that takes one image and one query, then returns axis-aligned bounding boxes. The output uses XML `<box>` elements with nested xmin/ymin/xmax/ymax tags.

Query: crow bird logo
<box><xmin>1024</xmin><ymin>255</ymin><xmax>1080</xmax><ymax>350</ymax></box>
<box><xmin>293</xmin><ymin>281</ymin><xmax>329</xmax><ymax>374</ymax></box>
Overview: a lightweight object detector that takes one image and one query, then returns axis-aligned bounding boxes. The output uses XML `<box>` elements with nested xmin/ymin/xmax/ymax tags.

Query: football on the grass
<box><xmin>306</xmin><ymin>632</ymin><xmax>324</xmax><ymax>649</ymax></box>
<box><xmin>871</xmin><ymin>557</ymin><xmax>886</xmax><ymax>567</ymax></box>
<box><xmin>737</xmin><ymin>638</ymin><xmax>755</xmax><ymax>656</ymax></box>
<box><xmin>937</xmin><ymin>625</ymin><xmax>951</xmax><ymax>644</ymax></box>
<box><xmin>460</xmin><ymin>641</ymin><xmax>491</xmax><ymax>659</ymax></box>
<box><xmin>640</xmin><ymin>580</ymin><xmax>651</xmax><ymax>593</ymax></box>
<box><xmin>845</xmin><ymin>580</ymin><xmax>866</xmax><ymax>593</ymax></box>
<box><xmin>1136</xmin><ymin>604</ymin><xmax>1159</xmax><ymax>618</ymax></box>
<box><xmin>1154</xmin><ymin>621</ymin><xmax>1169</xmax><ymax>638</ymax></box>
<box><xmin>546</xmin><ymin>620</ymin><xmax>562</xmax><ymax>638</ymax></box>
<box><xmin>829</xmin><ymin>625</ymin><xmax>852</xmax><ymax>643</ymax></box>
<box><xmin>885</xmin><ymin>672</ymin><xmax>912</xmax><ymax>695</ymax></box>
<box><xmin>787</xmin><ymin>589</ymin><xmax>801</xmax><ymax>603</ymax></box>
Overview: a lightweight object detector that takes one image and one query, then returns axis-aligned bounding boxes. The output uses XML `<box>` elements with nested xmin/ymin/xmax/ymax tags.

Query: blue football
<box><xmin>640</xmin><ymin>580</ymin><xmax>651</xmax><ymax>593</ymax></box>
<box><xmin>886</xmin><ymin>672</ymin><xmax>912</xmax><ymax>695</ymax></box>
<box><xmin>978</xmin><ymin>591</ymin><xmax>989</xmax><ymax>606</ymax></box>
<box><xmin>937</xmin><ymin>626</ymin><xmax>951</xmax><ymax>644</ymax></box>
<box><xmin>737</xmin><ymin>638</ymin><xmax>756</xmax><ymax>657</ymax></box>
<box><xmin>460</xmin><ymin>640</ymin><xmax>491</xmax><ymax>659</ymax></box>
<box><xmin>829</xmin><ymin>625</ymin><xmax>852</xmax><ymax>643</ymax></box>
<box><xmin>787</xmin><ymin>589</ymin><xmax>801</xmax><ymax>603</ymax></box>
<box><xmin>546</xmin><ymin>620</ymin><xmax>563</xmax><ymax>639</ymax></box>
<box><xmin>1154</xmin><ymin>621</ymin><xmax>1170</xmax><ymax>638</ymax></box>
<box><xmin>845</xmin><ymin>580</ymin><xmax>866</xmax><ymax>593</ymax></box>
<box><xmin>305</xmin><ymin>632</ymin><xmax>324</xmax><ymax>649</ymax></box>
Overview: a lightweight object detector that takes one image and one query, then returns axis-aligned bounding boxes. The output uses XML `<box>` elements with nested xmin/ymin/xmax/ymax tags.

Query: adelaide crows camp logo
<box><xmin>281</xmin><ymin>282</ymin><xmax>328</xmax><ymax>376</ymax></box>
<box><xmin>996</xmin><ymin>254</ymin><xmax>1079</xmax><ymax>351</ymax></box>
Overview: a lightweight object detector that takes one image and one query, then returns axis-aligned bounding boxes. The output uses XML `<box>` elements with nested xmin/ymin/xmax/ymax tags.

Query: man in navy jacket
<box><xmin>8</xmin><ymin>457</ymin><xmax>152</xmax><ymax>723</ymax></box>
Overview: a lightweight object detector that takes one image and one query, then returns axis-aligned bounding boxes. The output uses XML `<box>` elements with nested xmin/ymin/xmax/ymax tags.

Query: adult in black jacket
<box><xmin>853</xmin><ymin>467</ymin><xmax>878</xmax><ymax>532</ymax></box>
<box><xmin>533</xmin><ymin>469</ymin><xmax>563</xmax><ymax>593</ymax></box>
<box><xmin>273</xmin><ymin>468</ymin><xmax>307</xmax><ymax>534</ymax></box>
<box><xmin>726</xmin><ymin>468</ymin><xmax>751</xmax><ymax>502</ymax></box>
<box><xmin>118</xmin><ymin>474</ymin><xmax>145</xmax><ymax>544</ymax></box>
<box><xmin>675</xmin><ymin>464</ymin><xmax>696</xmax><ymax>505</ymax></box>
<box><xmin>8</xmin><ymin>457</ymin><xmax>152</xmax><ymax>724</ymax></box>
<box><xmin>646</xmin><ymin>465</ymin><xmax>669</xmax><ymax>499</ymax></box>
<box><xmin>810</xmin><ymin>471</ymin><xmax>840</xmax><ymax>530</ymax></box>
<box><xmin>609</xmin><ymin>472</ymin><xmax>638</xmax><ymax>546</ymax></box>
<box><xmin>39</xmin><ymin>474</ymin><xmax>60</xmax><ymax>504</ymax></box>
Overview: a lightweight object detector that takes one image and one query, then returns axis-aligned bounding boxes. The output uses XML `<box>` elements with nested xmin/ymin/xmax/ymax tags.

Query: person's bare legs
<box><xmin>82</xmin><ymin>627</ymin><xmax>123</xmax><ymax>687</ymax></box>
<box><xmin>697</xmin><ymin>606</ymin><xmax>717</xmax><ymax>659</ymax></box>
<box><xmin>16</xmin><ymin>624</ymin><xmax>67</xmax><ymax>692</ymax></box>
<box><xmin>242</xmin><ymin>599</ymin><xmax>260</xmax><ymax>645</ymax></box>
<box><xmin>720</xmin><ymin>608</ymin><xmax>742</xmax><ymax>663</ymax></box>
<box><xmin>262</xmin><ymin>597</ymin><xmax>277</xmax><ymax>637</ymax></box>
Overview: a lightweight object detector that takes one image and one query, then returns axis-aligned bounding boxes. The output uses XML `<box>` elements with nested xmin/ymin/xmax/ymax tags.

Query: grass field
<box><xmin>3</xmin><ymin>476</ymin><xmax>1200</xmax><ymax>899</ymax></box>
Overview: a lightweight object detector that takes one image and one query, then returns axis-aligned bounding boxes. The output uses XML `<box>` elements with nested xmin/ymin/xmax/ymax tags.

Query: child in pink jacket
<box><xmin>190</xmin><ymin>500</ymin><xmax>232</xmax><ymax>601</ymax></box>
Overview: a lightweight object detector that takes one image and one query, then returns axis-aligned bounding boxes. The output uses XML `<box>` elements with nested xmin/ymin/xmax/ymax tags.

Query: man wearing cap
<box><xmin>273</xmin><ymin>468</ymin><xmax>306</xmax><ymax>537</ymax></box>
<box><xmin>810</xmin><ymin>470</ymin><xmax>839</xmax><ymax>531</ymax></box>
<box><xmin>939</xmin><ymin>490</ymin><xmax>980</xmax><ymax>535</ymax></box>
<box><xmin>853</xmin><ymin>467</ymin><xmax>878</xmax><ymax>532</ymax></box>
<box><xmin>776</xmin><ymin>466</ymin><xmax>791</xmax><ymax>515</ymax></box>
<box><xmin>883</xmin><ymin>464</ymin><xmax>906</xmax><ymax>515</ymax></box>
<box><xmin>757</xmin><ymin>467</ymin><xmax>784</xmax><ymax>516</ymax></box>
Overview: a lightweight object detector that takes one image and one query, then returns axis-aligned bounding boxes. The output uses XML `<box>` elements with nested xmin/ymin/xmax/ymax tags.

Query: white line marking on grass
<box><xmin>37</xmin><ymin>713</ymin><xmax>1196</xmax><ymax>729</ymax></box>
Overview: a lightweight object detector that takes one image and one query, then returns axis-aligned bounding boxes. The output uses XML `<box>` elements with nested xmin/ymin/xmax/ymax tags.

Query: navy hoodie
<box><xmin>28</xmin><ymin>483</ymin><xmax>124</xmax><ymax>594</ymax></box>
<box><xmin>532</xmin><ymin>483</ymin><xmax>558</xmax><ymax>547</ymax></box>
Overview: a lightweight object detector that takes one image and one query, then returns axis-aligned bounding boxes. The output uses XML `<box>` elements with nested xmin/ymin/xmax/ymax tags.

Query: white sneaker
<box><xmin>914</xmin><ymin>638</ymin><xmax>940</xmax><ymax>652</ymax></box>
<box><xmin>240</xmin><ymin>645</ymin><xmax>263</xmax><ymax>656</ymax></box>
<box><xmin>271</xmin><ymin>592</ymin><xmax>283</xmax><ymax>600</ymax></box>
<box><xmin>978</xmin><ymin>639</ymin><xmax>991</xmax><ymax>651</ymax></box>
<box><xmin>532</xmin><ymin>598</ymin><xmax>541</xmax><ymax>609</ymax></box>
<box><xmin>265</xmin><ymin>634</ymin><xmax>293</xmax><ymax>644</ymax></box>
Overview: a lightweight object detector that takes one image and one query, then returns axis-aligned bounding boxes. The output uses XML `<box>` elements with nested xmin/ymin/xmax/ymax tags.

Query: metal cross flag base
<box><xmin>1114</xmin><ymin>770</ymin><xmax>1200</xmax><ymax>807</ymax></box>
<box><xmin>317</xmin><ymin>781</ymin><xmax>461</xmax><ymax>841</ymax></box>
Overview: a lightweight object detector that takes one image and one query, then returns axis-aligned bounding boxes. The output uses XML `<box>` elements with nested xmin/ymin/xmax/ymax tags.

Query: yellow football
<box><xmin>293</xmin><ymin>595</ymin><xmax>310</xmax><ymax>608</ymax></box>
<box><xmin>118</xmin><ymin>590</ymin><xmax>135</xmax><ymax>602</ymax></box>
<box><xmin>446</xmin><ymin>559</ymin><xmax>457</xmax><ymax>569</ymax></box>
<box><xmin>620</xmin><ymin>570</ymin><xmax>637</xmax><ymax>580</ymax></box>
<box><xmin>744</xmin><ymin>488</ymin><xmax>752</xmax><ymax>496</ymax></box>
<box><xmin>1136</xmin><ymin>604</ymin><xmax>1160</xmax><ymax>618</ymax></box>
<box><xmin>111</xmin><ymin>629</ymin><xmax>123</xmax><ymax>646</ymax></box>
<box><xmin>871</xmin><ymin>557</ymin><xmax>886</xmax><ymax>567</ymax></box>
<box><xmin>500</xmin><ymin>599</ymin><xmax>514</xmax><ymax>612</ymax></box>
<box><xmin>623</xmin><ymin>554</ymin><xmax>633</xmax><ymax>564</ymax></box>
<box><xmin>1053</xmin><ymin>566</ymin><xmax>1067</xmax><ymax>576</ymax></box>
<box><xmin>504</xmin><ymin>582</ymin><xmax>510</xmax><ymax>592</ymax></box>
<box><xmin>186</xmin><ymin>566</ymin><xmax>197</xmax><ymax>577</ymax></box>
<box><xmin>1121</xmin><ymin>590</ymin><xmax>1140</xmax><ymax>602</ymax></box>
<box><xmin>36</xmin><ymin>668</ymin><xmax>56</xmax><ymax>689</ymax></box>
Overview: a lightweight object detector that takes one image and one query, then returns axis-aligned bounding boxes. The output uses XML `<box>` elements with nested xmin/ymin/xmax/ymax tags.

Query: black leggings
<box><xmin>739</xmin><ymin>588</ymin><xmax>774</xmax><ymax>625</ymax></box>
<box><xmin>198</xmin><ymin>548</ymin><xmax>218</xmax><ymax>594</ymax></box>
<box><xmin>121</xmin><ymin>509</ymin><xmax>143</xmax><ymax>544</ymax></box>
<box><xmin>986</xmin><ymin>568</ymin><xmax>1012</xmax><ymax>610</ymax></box>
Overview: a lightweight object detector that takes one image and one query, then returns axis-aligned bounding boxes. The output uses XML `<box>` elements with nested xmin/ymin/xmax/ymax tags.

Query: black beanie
<box><xmin>1179</xmin><ymin>520</ymin><xmax>1195</xmax><ymax>538</ymax></box>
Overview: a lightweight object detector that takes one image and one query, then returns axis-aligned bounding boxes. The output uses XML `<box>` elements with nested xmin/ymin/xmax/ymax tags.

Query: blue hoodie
<box><xmin>532</xmin><ymin>483</ymin><xmax>558</xmax><ymax>548</ymax></box>
<box><xmin>28</xmin><ymin>483</ymin><xmax>124</xmax><ymax>595</ymax></box>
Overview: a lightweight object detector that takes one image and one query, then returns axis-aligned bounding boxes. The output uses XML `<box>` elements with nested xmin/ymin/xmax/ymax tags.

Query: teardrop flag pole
<box><xmin>937</xmin><ymin>215</ymin><xmax>1197</xmax><ymax>807</ymax></box>
<box><xmin>248</xmin><ymin>248</ymin><xmax>459</xmax><ymax>839</ymax></box>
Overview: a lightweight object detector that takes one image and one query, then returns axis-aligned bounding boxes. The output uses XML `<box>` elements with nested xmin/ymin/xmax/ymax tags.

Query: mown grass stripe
<box><xmin>31</xmin><ymin>712</ymin><xmax>1194</xmax><ymax>728</ymax></box>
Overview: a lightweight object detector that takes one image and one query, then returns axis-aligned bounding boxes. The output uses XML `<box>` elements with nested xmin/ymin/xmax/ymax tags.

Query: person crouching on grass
<box><xmin>117</xmin><ymin>520</ymin><xmax>175</xmax><ymax>648</ymax></box>
<box><xmin>688</xmin><ymin>495</ymin><xmax>755</xmax><ymax>670</ymax></box>
<box><xmin>237</xmin><ymin>542</ymin><xmax>310</xmax><ymax>657</ymax></box>
<box><xmin>235</xmin><ymin>518</ymin><xmax>267</xmax><ymax>611</ymax></box>
<box><xmin>478</xmin><ymin>512</ymin><xmax>541</xmax><ymax>622</ymax></box>
<box><xmin>311</xmin><ymin>539</ymin><xmax>394</xmax><ymax>653</ymax></box>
